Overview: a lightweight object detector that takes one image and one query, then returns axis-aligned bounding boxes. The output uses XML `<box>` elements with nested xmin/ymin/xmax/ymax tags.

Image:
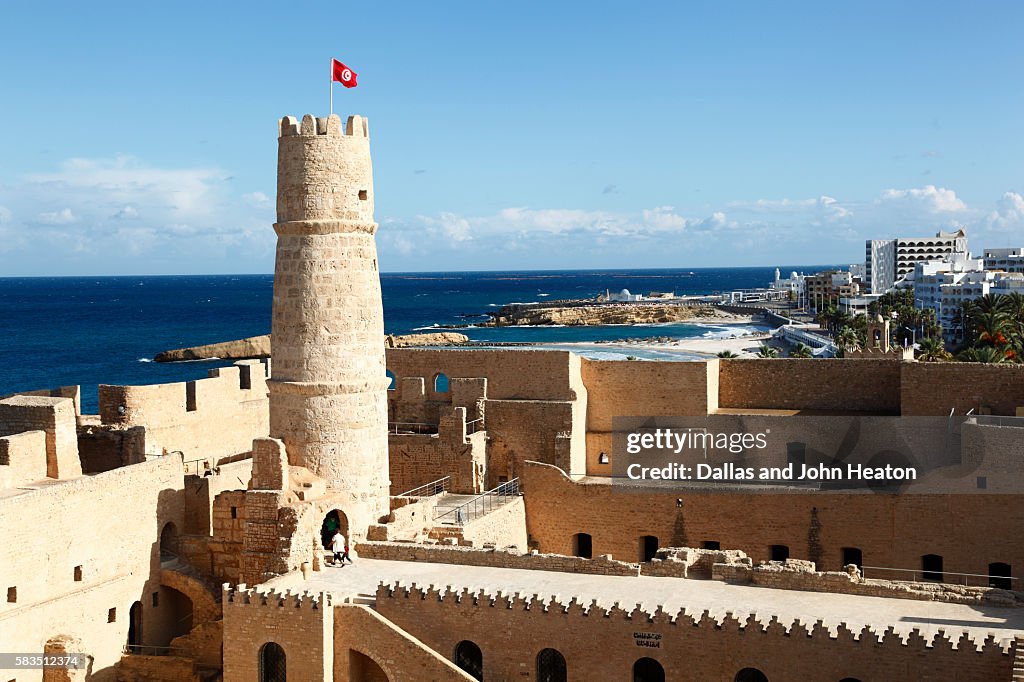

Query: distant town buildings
<box><xmin>984</xmin><ymin>247</ymin><xmax>1024</xmax><ymax>274</ymax></box>
<box><xmin>865</xmin><ymin>229</ymin><xmax>968</xmax><ymax>294</ymax></box>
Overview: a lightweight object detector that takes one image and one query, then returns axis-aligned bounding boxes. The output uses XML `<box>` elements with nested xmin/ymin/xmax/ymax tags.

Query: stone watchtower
<box><xmin>268</xmin><ymin>113</ymin><xmax>390</xmax><ymax>537</ymax></box>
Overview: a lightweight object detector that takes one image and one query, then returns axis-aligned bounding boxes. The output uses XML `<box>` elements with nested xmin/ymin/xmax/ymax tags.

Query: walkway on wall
<box><xmin>433</xmin><ymin>479</ymin><xmax>521</xmax><ymax>525</ymax></box>
<box><xmin>274</xmin><ymin>558</ymin><xmax>1024</xmax><ymax>648</ymax></box>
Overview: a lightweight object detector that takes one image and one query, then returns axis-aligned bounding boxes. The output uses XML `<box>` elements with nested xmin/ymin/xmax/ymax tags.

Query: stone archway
<box><xmin>350</xmin><ymin>649</ymin><xmax>389</xmax><ymax>681</ymax></box>
<box><xmin>320</xmin><ymin>509</ymin><xmax>350</xmax><ymax>550</ymax></box>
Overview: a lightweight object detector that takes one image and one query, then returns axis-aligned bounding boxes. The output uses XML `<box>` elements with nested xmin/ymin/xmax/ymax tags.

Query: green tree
<box><xmin>789</xmin><ymin>342</ymin><xmax>813</xmax><ymax>358</ymax></box>
<box><xmin>756</xmin><ymin>344</ymin><xmax>780</xmax><ymax>358</ymax></box>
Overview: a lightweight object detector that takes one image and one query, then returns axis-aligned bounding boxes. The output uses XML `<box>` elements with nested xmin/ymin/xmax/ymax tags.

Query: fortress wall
<box><xmin>222</xmin><ymin>586</ymin><xmax>333</xmax><ymax>682</ymax></box>
<box><xmin>98</xmin><ymin>362</ymin><xmax>269</xmax><ymax>461</ymax></box>
<box><xmin>1</xmin><ymin>385</ymin><xmax>81</xmax><ymax>416</ymax></box>
<box><xmin>717</xmin><ymin>359</ymin><xmax>902</xmax><ymax>413</ymax></box>
<box><xmin>0</xmin><ymin>430</ymin><xmax>47</xmax><ymax>488</ymax></box>
<box><xmin>485</xmin><ymin>400</ymin><xmax>578</xmax><ymax>485</ymax></box>
<box><xmin>581</xmin><ymin>359</ymin><xmax>713</xmax><ymax>475</ymax></box>
<box><xmin>0</xmin><ymin>456</ymin><xmax>184</xmax><ymax>678</ymax></box>
<box><xmin>521</xmin><ymin>462</ymin><xmax>1024</xmax><ymax>578</ymax></box>
<box><xmin>388</xmin><ymin>428</ymin><xmax>485</xmax><ymax>496</ymax></box>
<box><xmin>332</xmin><ymin>603</ymin><xmax>475</xmax><ymax>681</ymax></box>
<box><xmin>375</xmin><ymin>583</ymin><xmax>1011</xmax><ymax>682</ymax></box>
<box><xmin>0</xmin><ymin>395</ymin><xmax>81</xmax><ymax>479</ymax></box>
<box><xmin>384</xmin><ymin>349</ymin><xmax>579</xmax><ymax>401</ymax></box>
<box><xmin>901</xmin><ymin>363</ymin><xmax>1024</xmax><ymax>416</ymax></box>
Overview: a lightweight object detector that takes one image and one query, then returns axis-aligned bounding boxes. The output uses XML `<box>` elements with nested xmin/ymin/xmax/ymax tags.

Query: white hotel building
<box><xmin>865</xmin><ymin>229</ymin><xmax>968</xmax><ymax>293</ymax></box>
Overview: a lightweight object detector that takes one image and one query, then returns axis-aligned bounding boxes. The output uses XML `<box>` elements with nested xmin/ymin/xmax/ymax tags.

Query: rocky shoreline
<box><xmin>154</xmin><ymin>332</ymin><xmax>470</xmax><ymax>362</ymax></box>
<box><xmin>479</xmin><ymin>301</ymin><xmax>754</xmax><ymax>327</ymax></box>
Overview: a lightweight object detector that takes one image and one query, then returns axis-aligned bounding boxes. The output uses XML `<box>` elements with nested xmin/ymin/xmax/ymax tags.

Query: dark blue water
<box><xmin>0</xmin><ymin>267</ymin><xmax>828</xmax><ymax>413</ymax></box>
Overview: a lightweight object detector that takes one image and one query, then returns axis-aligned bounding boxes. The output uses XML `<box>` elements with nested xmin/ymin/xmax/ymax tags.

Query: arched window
<box><xmin>633</xmin><ymin>657</ymin><xmax>665</xmax><ymax>682</ymax></box>
<box><xmin>989</xmin><ymin>562</ymin><xmax>1012</xmax><ymax>589</ymax></box>
<box><xmin>922</xmin><ymin>554</ymin><xmax>943</xmax><ymax>582</ymax></box>
<box><xmin>735</xmin><ymin>668</ymin><xmax>768</xmax><ymax>682</ymax></box>
<box><xmin>640</xmin><ymin>535</ymin><xmax>659</xmax><ymax>562</ymax></box>
<box><xmin>259</xmin><ymin>642</ymin><xmax>287</xmax><ymax>682</ymax></box>
<box><xmin>434</xmin><ymin>372</ymin><xmax>449</xmax><ymax>393</ymax></box>
<box><xmin>770</xmin><ymin>545</ymin><xmax>789</xmax><ymax>562</ymax></box>
<box><xmin>536</xmin><ymin>648</ymin><xmax>567</xmax><ymax>682</ymax></box>
<box><xmin>841</xmin><ymin>547</ymin><xmax>862</xmax><ymax>570</ymax></box>
<box><xmin>386</xmin><ymin>370</ymin><xmax>396</xmax><ymax>391</ymax></box>
<box><xmin>572</xmin><ymin>533</ymin><xmax>592</xmax><ymax>559</ymax></box>
<box><xmin>454</xmin><ymin>640</ymin><xmax>482</xmax><ymax>681</ymax></box>
<box><xmin>160</xmin><ymin>522</ymin><xmax>178</xmax><ymax>562</ymax></box>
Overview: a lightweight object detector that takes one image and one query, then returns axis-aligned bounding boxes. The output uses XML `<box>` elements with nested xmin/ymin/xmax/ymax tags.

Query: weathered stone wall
<box><xmin>333</xmin><ymin>604</ymin><xmax>475</xmax><ymax>681</ymax></box>
<box><xmin>357</xmin><ymin>541</ymin><xmax>639</xmax><ymax>576</ymax></box>
<box><xmin>485</xmin><ymin>400</ymin><xmax>577</xmax><ymax>485</ymax></box>
<box><xmin>581</xmin><ymin>358</ymin><xmax>715</xmax><ymax>475</ymax></box>
<box><xmin>522</xmin><ymin>461</ymin><xmax>1024</xmax><ymax>578</ymax></box>
<box><xmin>902</xmin><ymin>362</ymin><xmax>1024</xmax><ymax>416</ymax></box>
<box><xmin>388</xmin><ymin>410</ymin><xmax>485</xmax><ymax>495</ymax></box>
<box><xmin>385</xmin><ymin>349</ymin><xmax>580</xmax><ymax>402</ymax></box>
<box><xmin>0</xmin><ymin>456</ymin><xmax>184</xmax><ymax>680</ymax></box>
<box><xmin>268</xmin><ymin>114</ymin><xmax>390</xmax><ymax>539</ymax></box>
<box><xmin>222</xmin><ymin>586</ymin><xmax>333</xmax><ymax>682</ymax></box>
<box><xmin>455</xmin><ymin>497</ymin><xmax>528</xmax><ymax>550</ymax></box>
<box><xmin>0</xmin><ymin>395</ymin><xmax>81</xmax><ymax>479</ymax></box>
<box><xmin>0</xmin><ymin>429</ymin><xmax>47</xmax><ymax>488</ymax></box>
<box><xmin>718</xmin><ymin>358</ymin><xmax>902</xmax><ymax>413</ymax></box>
<box><xmin>98</xmin><ymin>362</ymin><xmax>269</xmax><ymax>462</ymax></box>
<box><xmin>375</xmin><ymin>583</ymin><xmax>1012</xmax><ymax>682</ymax></box>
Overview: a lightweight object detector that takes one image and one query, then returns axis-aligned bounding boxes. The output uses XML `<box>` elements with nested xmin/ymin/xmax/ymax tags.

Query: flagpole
<box><xmin>329</xmin><ymin>59</ymin><xmax>333</xmax><ymax>116</ymax></box>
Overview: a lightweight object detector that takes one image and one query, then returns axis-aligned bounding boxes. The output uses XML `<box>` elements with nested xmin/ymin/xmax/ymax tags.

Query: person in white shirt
<box><xmin>330</xmin><ymin>530</ymin><xmax>352</xmax><ymax>566</ymax></box>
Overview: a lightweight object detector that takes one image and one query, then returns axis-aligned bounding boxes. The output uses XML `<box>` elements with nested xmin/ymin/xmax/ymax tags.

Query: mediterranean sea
<box><xmin>0</xmin><ymin>266</ymin><xmax>833</xmax><ymax>413</ymax></box>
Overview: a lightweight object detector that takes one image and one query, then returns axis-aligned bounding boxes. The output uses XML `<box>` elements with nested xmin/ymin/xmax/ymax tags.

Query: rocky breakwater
<box><xmin>481</xmin><ymin>302</ymin><xmax>739</xmax><ymax>327</ymax></box>
<box><xmin>154</xmin><ymin>332</ymin><xmax>469</xmax><ymax>362</ymax></box>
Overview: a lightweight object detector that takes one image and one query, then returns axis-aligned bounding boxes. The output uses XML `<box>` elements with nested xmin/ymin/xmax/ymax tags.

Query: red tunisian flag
<box><xmin>332</xmin><ymin>59</ymin><xmax>358</xmax><ymax>88</ymax></box>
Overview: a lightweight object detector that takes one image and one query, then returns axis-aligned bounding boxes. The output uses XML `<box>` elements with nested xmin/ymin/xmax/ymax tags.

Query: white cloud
<box><xmin>1</xmin><ymin>154</ymin><xmax>277</xmax><ymax>274</ymax></box>
<box><xmin>879</xmin><ymin>185</ymin><xmax>967</xmax><ymax>212</ymax></box>
<box><xmin>35</xmin><ymin>208</ymin><xmax>76</xmax><ymax>225</ymax></box>
<box><xmin>982</xmin><ymin>191</ymin><xmax>1024</xmax><ymax>233</ymax></box>
<box><xmin>111</xmin><ymin>205</ymin><xmax>138</xmax><ymax>220</ymax></box>
<box><xmin>243</xmin><ymin>191</ymin><xmax>273</xmax><ymax>210</ymax></box>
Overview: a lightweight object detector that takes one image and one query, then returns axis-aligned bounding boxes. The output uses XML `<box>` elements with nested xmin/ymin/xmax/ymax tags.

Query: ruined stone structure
<box><xmin>5</xmin><ymin>111</ymin><xmax>1024</xmax><ymax>681</ymax></box>
<box><xmin>268</xmin><ymin>114</ymin><xmax>390</xmax><ymax>537</ymax></box>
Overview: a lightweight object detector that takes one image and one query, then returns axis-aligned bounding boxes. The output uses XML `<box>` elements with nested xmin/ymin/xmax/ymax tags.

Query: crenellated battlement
<box><xmin>376</xmin><ymin>581</ymin><xmax>1013</xmax><ymax>653</ymax></box>
<box><xmin>278</xmin><ymin>113</ymin><xmax>369</xmax><ymax>139</ymax></box>
<box><xmin>223</xmin><ymin>583</ymin><xmax>332</xmax><ymax>611</ymax></box>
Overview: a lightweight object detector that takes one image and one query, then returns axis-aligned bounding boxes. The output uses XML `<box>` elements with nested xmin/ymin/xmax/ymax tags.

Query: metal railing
<box><xmin>466</xmin><ymin>417</ymin><xmax>484</xmax><ymax>434</ymax></box>
<box><xmin>434</xmin><ymin>478</ymin><xmax>521</xmax><ymax>525</ymax></box>
<box><xmin>396</xmin><ymin>476</ymin><xmax>450</xmax><ymax>498</ymax></box>
<box><xmin>861</xmin><ymin>565</ymin><xmax>1019</xmax><ymax>588</ymax></box>
<box><xmin>388</xmin><ymin>421</ymin><xmax>438</xmax><ymax>435</ymax></box>
<box><xmin>182</xmin><ymin>457</ymin><xmax>210</xmax><ymax>476</ymax></box>
<box><xmin>123</xmin><ymin>644</ymin><xmax>182</xmax><ymax>657</ymax></box>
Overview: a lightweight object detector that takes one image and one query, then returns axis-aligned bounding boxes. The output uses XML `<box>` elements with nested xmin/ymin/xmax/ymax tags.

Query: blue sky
<box><xmin>1</xmin><ymin>1</ymin><xmax>1022</xmax><ymax>275</ymax></box>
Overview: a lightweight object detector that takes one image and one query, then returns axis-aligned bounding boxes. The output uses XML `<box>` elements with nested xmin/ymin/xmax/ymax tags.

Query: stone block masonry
<box><xmin>376</xmin><ymin>582</ymin><xmax>1012</xmax><ymax>682</ymax></box>
<box><xmin>267</xmin><ymin>114</ymin><xmax>389</xmax><ymax>539</ymax></box>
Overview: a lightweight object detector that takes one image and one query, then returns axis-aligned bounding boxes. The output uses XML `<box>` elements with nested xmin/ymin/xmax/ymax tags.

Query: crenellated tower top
<box><xmin>275</xmin><ymin>113</ymin><xmax>374</xmax><ymax>226</ymax></box>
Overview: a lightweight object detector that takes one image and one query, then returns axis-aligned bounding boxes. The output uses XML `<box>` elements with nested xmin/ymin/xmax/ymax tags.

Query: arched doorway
<box><xmin>536</xmin><ymin>648</ymin><xmax>567</xmax><ymax>682</ymax></box>
<box><xmin>572</xmin><ymin>533</ymin><xmax>592</xmax><ymax>559</ymax></box>
<box><xmin>321</xmin><ymin>509</ymin><xmax>350</xmax><ymax>550</ymax></box>
<box><xmin>735</xmin><ymin>668</ymin><xmax>769</xmax><ymax>682</ymax></box>
<box><xmin>154</xmin><ymin>586</ymin><xmax>193</xmax><ymax>645</ymax></box>
<box><xmin>454</xmin><ymin>640</ymin><xmax>483</xmax><ymax>681</ymax></box>
<box><xmin>989</xmin><ymin>562</ymin><xmax>1012</xmax><ymax>589</ymax></box>
<box><xmin>160</xmin><ymin>522</ymin><xmax>178</xmax><ymax>562</ymax></box>
<box><xmin>640</xmin><ymin>535</ymin><xmax>659</xmax><ymax>562</ymax></box>
<box><xmin>259</xmin><ymin>642</ymin><xmax>286</xmax><ymax>682</ymax></box>
<box><xmin>127</xmin><ymin>601</ymin><xmax>143</xmax><ymax>649</ymax></box>
<box><xmin>350</xmin><ymin>650</ymin><xmax>389</xmax><ymax>681</ymax></box>
<box><xmin>633</xmin><ymin>657</ymin><xmax>665</xmax><ymax>682</ymax></box>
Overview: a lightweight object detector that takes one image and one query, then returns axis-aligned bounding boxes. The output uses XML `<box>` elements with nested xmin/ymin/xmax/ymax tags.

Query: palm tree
<box><xmin>974</xmin><ymin>311</ymin><xmax>1011</xmax><ymax>348</ymax></box>
<box><xmin>916</xmin><ymin>337</ymin><xmax>951</xmax><ymax>362</ymax></box>
<box><xmin>957</xmin><ymin>346</ymin><xmax>1008</xmax><ymax>364</ymax></box>
<box><xmin>756</xmin><ymin>344</ymin><xmax>779</xmax><ymax>358</ymax></box>
<box><xmin>716</xmin><ymin>350</ymin><xmax>740</xmax><ymax>358</ymax></box>
<box><xmin>789</xmin><ymin>342</ymin><xmax>813</xmax><ymax>358</ymax></box>
<box><xmin>835</xmin><ymin>327</ymin><xmax>860</xmax><ymax>354</ymax></box>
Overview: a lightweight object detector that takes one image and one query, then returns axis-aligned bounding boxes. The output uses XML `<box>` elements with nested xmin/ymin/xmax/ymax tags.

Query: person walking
<box><xmin>330</xmin><ymin>530</ymin><xmax>352</xmax><ymax>566</ymax></box>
